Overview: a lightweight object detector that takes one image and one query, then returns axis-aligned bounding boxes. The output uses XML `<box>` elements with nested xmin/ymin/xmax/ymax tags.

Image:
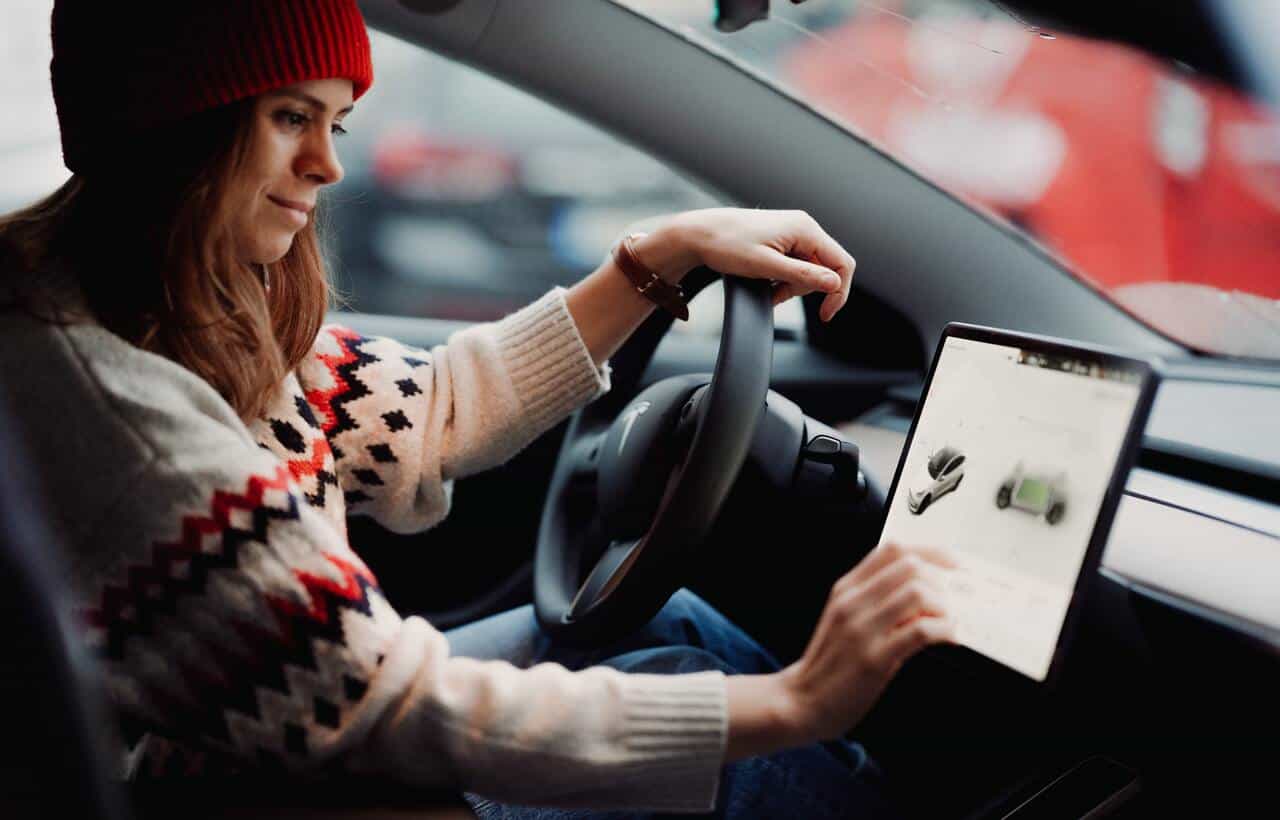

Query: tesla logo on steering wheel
<box><xmin>618</xmin><ymin>401</ymin><xmax>651</xmax><ymax>456</ymax></box>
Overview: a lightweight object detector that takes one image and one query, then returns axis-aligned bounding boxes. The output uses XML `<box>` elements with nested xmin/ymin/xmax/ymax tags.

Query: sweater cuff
<box><xmin>494</xmin><ymin>287</ymin><xmax>610</xmax><ymax>430</ymax></box>
<box><xmin>609</xmin><ymin>670</ymin><xmax>728</xmax><ymax>812</ymax></box>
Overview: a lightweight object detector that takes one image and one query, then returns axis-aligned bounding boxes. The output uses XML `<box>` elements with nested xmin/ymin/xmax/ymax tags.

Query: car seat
<box><xmin>0</xmin><ymin>412</ymin><xmax>130</xmax><ymax>820</ymax></box>
<box><xmin>0</xmin><ymin>406</ymin><xmax>476</xmax><ymax>819</ymax></box>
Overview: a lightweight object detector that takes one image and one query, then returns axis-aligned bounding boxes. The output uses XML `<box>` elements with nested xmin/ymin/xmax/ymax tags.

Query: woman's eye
<box><xmin>275</xmin><ymin>110</ymin><xmax>347</xmax><ymax>137</ymax></box>
<box><xmin>275</xmin><ymin>110</ymin><xmax>310</xmax><ymax>129</ymax></box>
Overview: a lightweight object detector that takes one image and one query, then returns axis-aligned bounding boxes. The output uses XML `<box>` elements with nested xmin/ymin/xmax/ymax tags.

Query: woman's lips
<box><xmin>268</xmin><ymin>195</ymin><xmax>310</xmax><ymax>227</ymax></box>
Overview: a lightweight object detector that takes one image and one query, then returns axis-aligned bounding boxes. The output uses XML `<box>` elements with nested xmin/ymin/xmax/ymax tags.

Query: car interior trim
<box><xmin>371</xmin><ymin>0</ymin><xmax>499</xmax><ymax>54</ymax></box>
<box><xmin>1102</xmin><ymin>494</ymin><xmax>1280</xmax><ymax>635</ymax></box>
<box><xmin>1125</xmin><ymin>468</ymin><xmax>1280</xmax><ymax>539</ymax></box>
<box><xmin>1138</xmin><ymin>438</ymin><xmax>1280</xmax><ymax>505</ymax></box>
<box><xmin>1143</xmin><ymin>379</ymin><xmax>1280</xmax><ymax>472</ymax></box>
<box><xmin>1099</xmin><ymin>567</ymin><xmax>1280</xmax><ymax>654</ymax></box>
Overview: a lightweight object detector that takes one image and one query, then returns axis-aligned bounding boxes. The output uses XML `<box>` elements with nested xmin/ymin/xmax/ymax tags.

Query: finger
<box><xmin>804</xmin><ymin>227</ymin><xmax>857</xmax><ymax>290</ymax></box>
<box><xmin>821</xmin><ymin>544</ymin><xmax>915</xmax><ymax>632</ymax></box>
<box><xmin>877</xmin><ymin>615</ymin><xmax>956</xmax><ymax>670</ymax></box>
<box><xmin>755</xmin><ymin>246</ymin><xmax>842</xmax><ymax>295</ymax></box>
<box><xmin>839</xmin><ymin>542</ymin><xmax>957</xmax><ymax>596</ymax></box>
<box><xmin>819</xmin><ymin>264</ymin><xmax>853</xmax><ymax>323</ymax></box>
<box><xmin>771</xmin><ymin>282</ymin><xmax>797</xmax><ymax>307</ymax></box>
<box><xmin>897</xmin><ymin>542</ymin><xmax>959</xmax><ymax>570</ymax></box>
<box><xmin>870</xmin><ymin>577</ymin><xmax>949</xmax><ymax>634</ymax></box>
<box><xmin>788</xmin><ymin>223</ymin><xmax>856</xmax><ymax>322</ymax></box>
<box><xmin>835</xmin><ymin>541</ymin><xmax>908</xmax><ymax>596</ymax></box>
<box><xmin>855</xmin><ymin>550</ymin><xmax>950</xmax><ymax>608</ymax></box>
<box><xmin>799</xmin><ymin>251</ymin><xmax>846</xmax><ymax>323</ymax></box>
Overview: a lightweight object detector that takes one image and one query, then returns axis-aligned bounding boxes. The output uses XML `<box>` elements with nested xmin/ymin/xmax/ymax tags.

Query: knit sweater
<box><xmin>0</xmin><ymin>287</ymin><xmax>728</xmax><ymax>811</ymax></box>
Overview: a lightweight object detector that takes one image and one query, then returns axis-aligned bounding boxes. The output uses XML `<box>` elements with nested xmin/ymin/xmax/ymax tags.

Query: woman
<box><xmin>0</xmin><ymin>2</ymin><xmax>957</xmax><ymax>816</ymax></box>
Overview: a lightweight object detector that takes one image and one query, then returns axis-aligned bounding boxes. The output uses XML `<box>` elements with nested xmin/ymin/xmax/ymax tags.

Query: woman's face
<box><xmin>229</xmin><ymin>78</ymin><xmax>354</xmax><ymax>265</ymax></box>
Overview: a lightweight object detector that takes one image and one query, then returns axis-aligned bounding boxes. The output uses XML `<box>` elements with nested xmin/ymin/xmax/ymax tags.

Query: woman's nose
<box><xmin>300</xmin><ymin>131</ymin><xmax>345</xmax><ymax>186</ymax></box>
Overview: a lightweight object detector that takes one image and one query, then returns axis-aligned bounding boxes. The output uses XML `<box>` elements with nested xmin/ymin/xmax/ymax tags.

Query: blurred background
<box><xmin>3</xmin><ymin>0</ymin><xmax>1278</xmax><ymax>355</ymax></box>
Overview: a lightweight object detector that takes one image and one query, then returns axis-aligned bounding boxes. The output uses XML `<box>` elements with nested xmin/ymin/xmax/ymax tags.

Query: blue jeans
<box><xmin>443</xmin><ymin>589</ymin><xmax>902</xmax><ymax>819</ymax></box>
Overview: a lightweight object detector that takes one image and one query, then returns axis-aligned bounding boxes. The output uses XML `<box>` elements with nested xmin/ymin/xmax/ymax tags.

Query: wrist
<box><xmin>725</xmin><ymin>673</ymin><xmax>804</xmax><ymax>762</ymax></box>
<box><xmin>774</xmin><ymin>666</ymin><xmax>820</xmax><ymax>745</ymax></box>
<box><xmin>629</xmin><ymin>223</ymin><xmax>698</xmax><ymax>285</ymax></box>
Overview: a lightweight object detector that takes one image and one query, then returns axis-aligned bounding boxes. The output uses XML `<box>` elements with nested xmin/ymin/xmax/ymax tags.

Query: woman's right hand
<box><xmin>777</xmin><ymin>542</ymin><xmax>957</xmax><ymax>744</ymax></box>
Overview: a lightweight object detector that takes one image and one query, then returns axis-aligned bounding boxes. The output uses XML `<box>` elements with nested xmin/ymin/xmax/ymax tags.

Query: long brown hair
<box><xmin>0</xmin><ymin>98</ymin><xmax>332</xmax><ymax>422</ymax></box>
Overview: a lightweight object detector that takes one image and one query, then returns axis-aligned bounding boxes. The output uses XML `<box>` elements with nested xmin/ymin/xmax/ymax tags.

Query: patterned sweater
<box><xmin>0</xmin><ymin>288</ymin><xmax>727</xmax><ymax>811</ymax></box>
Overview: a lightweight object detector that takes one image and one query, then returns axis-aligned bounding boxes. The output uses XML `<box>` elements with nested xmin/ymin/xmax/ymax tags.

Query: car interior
<box><xmin>4</xmin><ymin>1</ymin><xmax>1278</xmax><ymax>818</ymax></box>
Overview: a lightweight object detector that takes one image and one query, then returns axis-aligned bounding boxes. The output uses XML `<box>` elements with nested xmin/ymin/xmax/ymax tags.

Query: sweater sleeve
<box><xmin>297</xmin><ymin>287</ymin><xmax>609</xmax><ymax>533</ymax></box>
<box><xmin>86</xmin><ymin>438</ymin><xmax>727</xmax><ymax>811</ymax></box>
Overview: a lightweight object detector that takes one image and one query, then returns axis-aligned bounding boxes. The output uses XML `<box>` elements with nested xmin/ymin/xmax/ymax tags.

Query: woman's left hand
<box><xmin>636</xmin><ymin>208</ymin><xmax>857</xmax><ymax>323</ymax></box>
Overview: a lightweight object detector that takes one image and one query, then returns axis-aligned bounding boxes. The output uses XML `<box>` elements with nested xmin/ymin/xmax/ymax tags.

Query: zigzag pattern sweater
<box><xmin>1</xmin><ymin>288</ymin><xmax>727</xmax><ymax>812</ymax></box>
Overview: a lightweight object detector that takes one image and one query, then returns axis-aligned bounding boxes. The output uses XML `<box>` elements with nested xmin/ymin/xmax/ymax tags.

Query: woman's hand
<box><xmin>782</xmin><ymin>541</ymin><xmax>957</xmax><ymax>739</ymax></box>
<box><xmin>566</xmin><ymin>207</ymin><xmax>855</xmax><ymax>366</ymax></box>
<box><xmin>724</xmin><ymin>542</ymin><xmax>957</xmax><ymax>761</ymax></box>
<box><xmin>636</xmin><ymin>208</ymin><xmax>857</xmax><ymax>323</ymax></box>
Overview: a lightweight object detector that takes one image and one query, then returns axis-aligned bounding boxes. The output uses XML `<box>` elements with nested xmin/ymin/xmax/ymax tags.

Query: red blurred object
<box><xmin>783</xmin><ymin>14</ymin><xmax>1280</xmax><ymax>298</ymax></box>
<box><xmin>372</xmin><ymin>127</ymin><xmax>518</xmax><ymax>201</ymax></box>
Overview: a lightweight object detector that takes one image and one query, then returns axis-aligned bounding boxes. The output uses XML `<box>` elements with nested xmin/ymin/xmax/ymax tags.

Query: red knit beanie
<box><xmin>51</xmin><ymin>0</ymin><xmax>374</xmax><ymax>174</ymax></box>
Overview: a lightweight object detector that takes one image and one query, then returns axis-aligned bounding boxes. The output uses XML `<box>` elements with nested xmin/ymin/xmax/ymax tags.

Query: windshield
<box><xmin>619</xmin><ymin>0</ymin><xmax>1280</xmax><ymax>361</ymax></box>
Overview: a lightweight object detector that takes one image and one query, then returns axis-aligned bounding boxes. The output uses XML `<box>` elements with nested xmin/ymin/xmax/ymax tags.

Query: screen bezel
<box><xmin>878</xmin><ymin>322</ymin><xmax>1160</xmax><ymax>692</ymax></box>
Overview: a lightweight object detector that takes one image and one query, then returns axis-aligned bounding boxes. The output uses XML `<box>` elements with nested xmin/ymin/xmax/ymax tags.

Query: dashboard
<box><xmin>837</xmin><ymin>365</ymin><xmax>1279</xmax><ymax>812</ymax></box>
<box><xmin>841</xmin><ymin>367</ymin><xmax>1280</xmax><ymax>653</ymax></box>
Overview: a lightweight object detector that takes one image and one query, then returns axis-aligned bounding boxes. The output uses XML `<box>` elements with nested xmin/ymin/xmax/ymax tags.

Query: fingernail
<box><xmin>825</xmin><ymin>273</ymin><xmax>841</xmax><ymax>288</ymax></box>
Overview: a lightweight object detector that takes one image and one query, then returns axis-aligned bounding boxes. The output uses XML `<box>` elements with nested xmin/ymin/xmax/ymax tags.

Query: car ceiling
<box><xmin>359</xmin><ymin>0</ymin><xmax>1185</xmax><ymax>362</ymax></box>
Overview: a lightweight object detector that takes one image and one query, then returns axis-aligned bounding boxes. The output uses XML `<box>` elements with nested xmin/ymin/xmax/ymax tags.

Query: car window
<box><xmin>0</xmin><ymin>9</ymin><xmax>803</xmax><ymax>338</ymax></box>
<box><xmin>618</xmin><ymin>0</ymin><xmax>1280</xmax><ymax>360</ymax></box>
<box><xmin>0</xmin><ymin>3</ymin><xmax>65</xmax><ymax>216</ymax></box>
<box><xmin>325</xmin><ymin>31</ymin><xmax>806</xmax><ymax>336</ymax></box>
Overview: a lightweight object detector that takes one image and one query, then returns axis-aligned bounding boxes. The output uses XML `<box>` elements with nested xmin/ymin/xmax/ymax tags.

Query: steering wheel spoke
<box><xmin>564</xmin><ymin>431</ymin><xmax>606</xmax><ymax>488</ymax></box>
<box><xmin>535</xmin><ymin>276</ymin><xmax>775</xmax><ymax>644</ymax></box>
<box><xmin>567</xmin><ymin>537</ymin><xmax>643</xmax><ymax>620</ymax></box>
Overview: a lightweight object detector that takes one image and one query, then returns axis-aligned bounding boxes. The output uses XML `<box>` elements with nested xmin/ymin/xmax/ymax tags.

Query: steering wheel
<box><xmin>534</xmin><ymin>273</ymin><xmax>775</xmax><ymax>646</ymax></box>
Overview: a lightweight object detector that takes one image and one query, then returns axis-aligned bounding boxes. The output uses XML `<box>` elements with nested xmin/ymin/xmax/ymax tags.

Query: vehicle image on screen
<box><xmin>907</xmin><ymin>446</ymin><xmax>966</xmax><ymax>514</ymax></box>
<box><xmin>996</xmin><ymin>462</ymin><xmax>1067</xmax><ymax>525</ymax></box>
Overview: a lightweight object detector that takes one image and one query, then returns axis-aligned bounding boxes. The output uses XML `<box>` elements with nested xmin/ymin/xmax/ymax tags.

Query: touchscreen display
<box><xmin>880</xmin><ymin>335</ymin><xmax>1144</xmax><ymax>681</ymax></box>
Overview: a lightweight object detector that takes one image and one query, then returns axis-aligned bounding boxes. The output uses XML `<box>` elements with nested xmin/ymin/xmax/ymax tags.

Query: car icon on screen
<box><xmin>996</xmin><ymin>462</ymin><xmax>1067</xmax><ymax>524</ymax></box>
<box><xmin>907</xmin><ymin>446</ymin><xmax>965</xmax><ymax>514</ymax></box>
